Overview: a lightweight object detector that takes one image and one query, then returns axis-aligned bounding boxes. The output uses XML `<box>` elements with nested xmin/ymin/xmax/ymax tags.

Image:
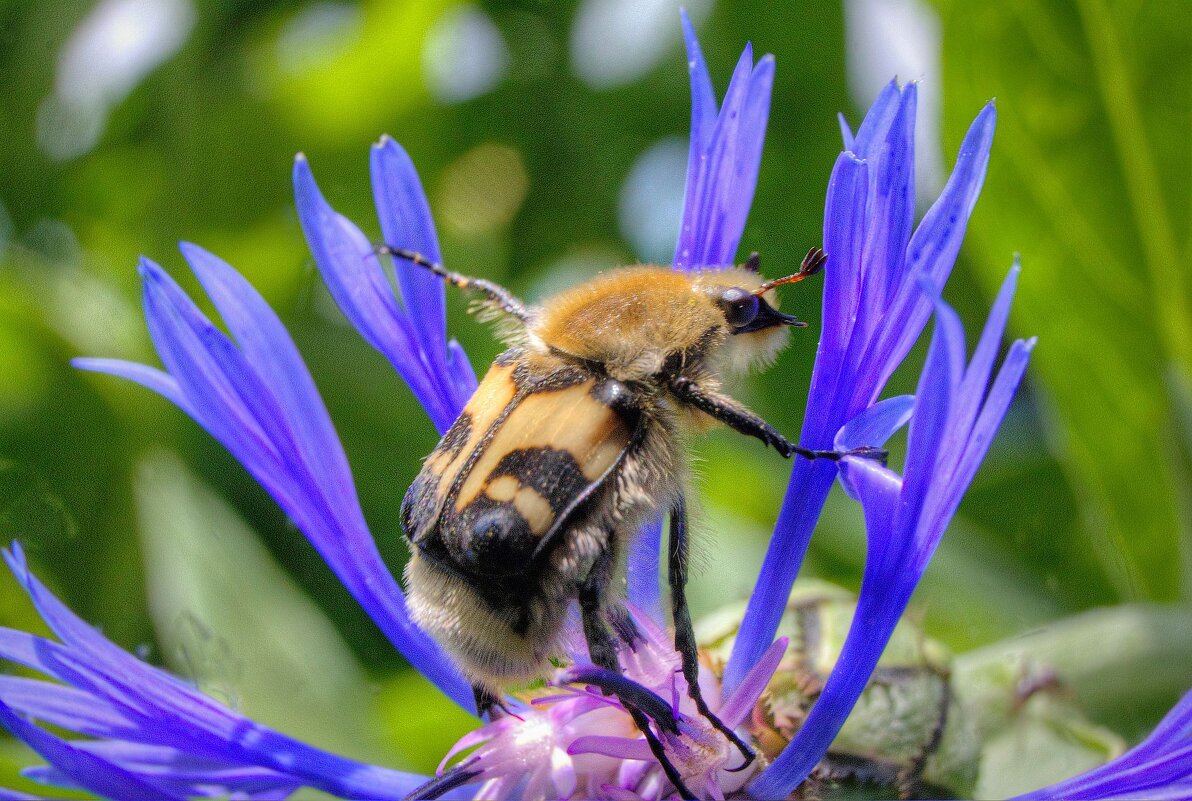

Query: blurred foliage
<box><xmin>933</xmin><ymin>0</ymin><xmax>1192</xmax><ymax>602</ymax></box>
<box><xmin>0</xmin><ymin>0</ymin><xmax>1188</xmax><ymax>787</ymax></box>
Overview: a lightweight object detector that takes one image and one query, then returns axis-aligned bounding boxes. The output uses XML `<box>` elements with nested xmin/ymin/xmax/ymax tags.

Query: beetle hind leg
<box><xmin>578</xmin><ymin>540</ymin><xmax>697</xmax><ymax>799</ymax></box>
<box><xmin>668</xmin><ymin>494</ymin><xmax>756</xmax><ymax>772</ymax></box>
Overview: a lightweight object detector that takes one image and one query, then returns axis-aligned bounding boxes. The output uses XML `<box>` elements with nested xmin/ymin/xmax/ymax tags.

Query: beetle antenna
<box><xmin>753</xmin><ymin>247</ymin><xmax>827</xmax><ymax>296</ymax></box>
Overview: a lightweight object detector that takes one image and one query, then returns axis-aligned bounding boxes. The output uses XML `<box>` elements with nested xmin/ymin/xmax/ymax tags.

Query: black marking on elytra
<box><xmin>514</xmin><ymin>359</ymin><xmax>589</xmax><ymax>393</ymax></box>
<box><xmin>437</xmin><ymin>411</ymin><xmax>472</xmax><ymax>460</ymax></box>
<box><xmin>401</xmin><ymin>471</ymin><xmax>437</xmax><ymax>542</ymax></box>
<box><xmin>493</xmin><ymin>347</ymin><xmax>524</xmax><ymax>367</ymax></box>
<box><xmin>446</xmin><ymin>495</ymin><xmax>537</xmax><ymax>577</ymax></box>
<box><xmin>489</xmin><ymin>447</ymin><xmax>589</xmax><ymax>515</ymax></box>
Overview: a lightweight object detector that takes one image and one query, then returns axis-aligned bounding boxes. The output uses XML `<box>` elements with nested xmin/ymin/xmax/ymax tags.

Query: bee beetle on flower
<box><xmin>4</xmin><ymin>7</ymin><xmax>1189</xmax><ymax>801</ymax></box>
<box><xmin>392</xmin><ymin>242</ymin><xmax>884</xmax><ymax>792</ymax></box>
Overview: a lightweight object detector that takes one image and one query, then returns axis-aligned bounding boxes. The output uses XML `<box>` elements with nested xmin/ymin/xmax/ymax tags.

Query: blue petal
<box><xmin>370</xmin><ymin>136</ymin><xmax>447</xmax><ymax>363</ymax></box>
<box><xmin>849</xmin><ymin>80</ymin><xmax>902</xmax><ymax>158</ymax></box>
<box><xmin>749</xmin><ymin>574</ymin><xmax>909</xmax><ymax>800</ymax></box>
<box><xmin>0</xmin><ymin>546</ymin><xmax>432</xmax><ymax>801</ymax></box>
<box><xmin>833</xmin><ymin>394</ymin><xmax>915</xmax><ymax>454</ymax></box>
<box><xmin>858</xmin><ymin>83</ymin><xmax>916</xmax><ymax>326</ymax></box>
<box><xmin>94</xmin><ymin>259</ymin><xmax>474</xmax><ymax>711</ymax></box>
<box><xmin>810</xmin><ymin>153</ymin><xmax>869</xmax><ymax>423</ymax></box>
<box><xmin>673</xmin><ymin>36</ymin><xmax>774</xmax><ymax>270</ymax></box>
<box><xmin>837</xmin><ymin>112</ymin><xmax>855</xmax><ymax>150</ymax></box>
<box><xmin>1014</xmin><ymin>689</ymin><xmax>1192</xmax><ymax>799</ymax></box>
<box><xmin>722</xmin><ymin>459</ymin><xmax>838</xmax><ymax>696</ymax></box>
<box><xmin>954</xmin><ymin>261</ymin><xmax>1020</xmax><ymax>444</ymax></box>
<box><xmin>0</xmin><ymin>698</ymin><xmax>186</xmax><ymax>801</ymax></box>
<box><xmin>867</xmin><ymin>102</ymin><xmax>996</xmax><ymax>391</ymax></box>
<box><xmin>182</xmin><ymin>242</ymin><xmax>362</xmax><ymax>510</ymax></box>
<box><xmin>0</xmin><ymin>676</ymin><xmax>135</xmax><ymax>738</ymax></box>
<box><xmin>626</xmin><ymin>516</ymin><xmax>664</xmax><ymax>623</ymax></box>
<box><xmin>896</xmin><ymin>302</ymin><xmax>964</xmax><ymax>557</ymax></box>
<box><xmin>71</xmin><ymin>358</ymin><xmax>189</xmax><ymax>412</ymax></box>
<box><xmin>293</xmin><ymin>155</ymin><xmax>460</xmax><ymax>433</ymax></box>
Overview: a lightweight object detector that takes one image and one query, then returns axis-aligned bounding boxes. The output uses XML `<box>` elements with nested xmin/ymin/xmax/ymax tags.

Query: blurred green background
<box><xmin>0</xmin><ymin>0</ymin><xmax>1190</xmax><ymax>790</ymax></box>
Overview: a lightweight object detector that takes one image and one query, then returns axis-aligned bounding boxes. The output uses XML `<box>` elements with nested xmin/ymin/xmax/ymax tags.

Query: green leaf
<box><xmin>135</xmin><ymin>451</ymin><xmax>395</xmax><ymax>767</ymax></box>
<box><xmin>934</xmin><ymin>0</ymin><xmax>1192</xmax><ymax>600</ymax></box>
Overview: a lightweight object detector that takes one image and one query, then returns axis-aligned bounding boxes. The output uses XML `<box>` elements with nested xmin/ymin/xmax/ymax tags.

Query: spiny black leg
<box><xmin>667</xmin><ymin>495</ymin><xmax>755</xmax><ymax>772</ymax></box>
<box><xmin>401</xmin><ymin>764</ymin><xmax>482</xmax><ymax>801</ymax></box>
<box><xmin>579</xmin><ymin>543</ymin><xmax>695</xmax><ymax>799</ymax></box>
<box><xmin>667</xmin><ymin>375</ymin><xmax>888</xmax><ymax>464</ymax></box>
<box><xmin>376</xmin><ymin>245</ymin><xmax>532</xmax><ymax>322</ymax></box>
<box><xmin>607</xmin><ymin>602</ymin><xmax>644</xmax><ymax>650</ymax></box>
<box><xmin>472</xmin><ymin>684</ymin><xmax>519</xmax><ymax>720</ymax></box>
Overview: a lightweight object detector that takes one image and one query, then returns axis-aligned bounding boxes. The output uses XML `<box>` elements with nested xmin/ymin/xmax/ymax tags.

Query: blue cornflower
<box><xmin>748</xmin><ymin>266</ymin><xmax>1035</xmax><ymax>798</ymax></box>
<box><xmin>1</xmin><ymin>14</ymin><xmax>1186</xmax><ymax>801</ymax></box>
<box><xmin>723</xmin><ymin>78</ymin><xmax>997</xmax><ymax>697</ymax></box>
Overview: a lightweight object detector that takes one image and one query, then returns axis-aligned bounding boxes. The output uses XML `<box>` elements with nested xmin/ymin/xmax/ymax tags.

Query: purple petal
<box><xmin>567</xmin><ymin>736</ymin><xmax>653</xmax><ymax>760</ymax></box>
<box><xmin>717</xmin><ymin>637</ymin><xmax>787</xmax><ymax>729</ymax></box>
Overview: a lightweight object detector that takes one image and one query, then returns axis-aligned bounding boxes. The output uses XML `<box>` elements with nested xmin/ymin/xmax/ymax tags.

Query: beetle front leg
<box><xmin>667</xmin><ymin>375</ymin><xmax>887</xmax><ymax>464</ymax></box>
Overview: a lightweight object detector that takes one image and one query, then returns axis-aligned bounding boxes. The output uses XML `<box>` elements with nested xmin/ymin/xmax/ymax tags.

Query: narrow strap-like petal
<box><xmin>626</xmin><ymin>517</ymin><xmax>664</xmax><ymax>623</ymax></box>
<box><xmin>673</xmin><ymin>35</ymin><xmax>773</xmax><ymax>270</ymax></box>
<box><xmin>1014</xmin><ymin>689</ymin><xmax>1192</xmax><ymax>799</ymax></box>
<box><xmin>0</xmin><ymin>546</ymin><xmax>433</xmax><ymax>801</ymax></box>
<box><xmin>722</xmin><ymin>458</ymin><xmax>837</xmax><ymax>695</ymax></box>
<box><xmin>865</xmin><ymin>103</ymin><xmax>996</xmax><ymax>392</ymax></box>
<box><xmin>85</xmin><ymin>257</ymin><xmax>474</xmax><ymax>711</ymax></box>
<box><xmin>752</xmin><ymin>289</ymin><xmax>1029</xmax><ymax>798</ymax></box>
<box><xmin>371</xmin><ymin>136</ymin><xmax>448</xmax><ymax>363</ymax></box>
<box><xmin>0</xmin><ymin>699</ymin><xmax>186</xmax><ymax>801</ymax></box>
<box><xmin>293</xmin><ymin>155</ymin><xmax>461</xmax><ymax>432</ymax></box>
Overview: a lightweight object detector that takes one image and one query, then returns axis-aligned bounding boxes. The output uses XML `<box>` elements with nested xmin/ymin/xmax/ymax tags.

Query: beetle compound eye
<box><xmin>719</xmin><ymin>287</ymin><xmax>759</xmax><ymax>328</ymax></box>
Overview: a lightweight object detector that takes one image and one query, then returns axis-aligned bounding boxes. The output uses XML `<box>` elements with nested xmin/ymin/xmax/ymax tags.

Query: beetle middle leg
<box><xmin>578</xmin><ymin>539</ymin><xmax>696</xmax><ymax>799</ymax></box>
<box><xmin>668</xmin><ymin>493</ymin><xmax>755</xmax><ymax>771</ymax></box>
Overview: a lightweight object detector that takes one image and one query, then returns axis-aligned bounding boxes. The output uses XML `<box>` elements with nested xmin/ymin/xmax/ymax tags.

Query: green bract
<box><xmin>697</xmin><ymin>581</ymin><xmax>1124</xmax><ymax>799</ymax></box>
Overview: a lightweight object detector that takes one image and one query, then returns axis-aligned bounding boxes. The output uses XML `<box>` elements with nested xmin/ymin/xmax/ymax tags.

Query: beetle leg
<box><xmin>667</xmin><ymin>375</ymin><xmax>888</xmax><ymax>464</ymax></box>
<box><xmin>579</xmin><ymin>541</ymin><xmax>696</xmax><ymax>800</ymax></box>
<box><xmin>668</xmin><ymin>494</ymin><xmax>756</xmax><ymax>772</ymax></box>
<box><xmin>377</xmin><ymin>245</ymin><xmax>533</xmax><ymax>323</ymax></box>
